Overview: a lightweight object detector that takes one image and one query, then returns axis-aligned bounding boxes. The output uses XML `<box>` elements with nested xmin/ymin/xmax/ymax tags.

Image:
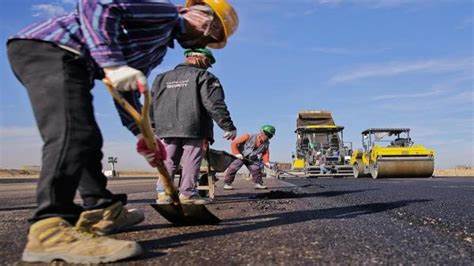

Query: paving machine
<box><xmin>292</xmin><ymin>111</ymin><xmax>353</xmax><ymax>177</ymax></box>
<box><xmin>350</xmin><ymin>128</ymin><xmax>435</xmax><ymax>179</ymax></box>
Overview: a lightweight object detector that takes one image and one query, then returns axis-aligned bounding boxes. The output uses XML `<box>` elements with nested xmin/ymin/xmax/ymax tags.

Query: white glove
<box><xmin>223</xmin><ymin>130</ymin><xmax>237</xmax><ymax>140</ymax></box>
<box><xmin>104</xmin><ymin>65</ymin><xmax>147</xmax><ymax>91</ymax></box>
<box><xmin>264</xmin><ymin>162</ymin><xmax>272</xmax><ymax>168</ymax></box>
<box><xmin>235</xmin><ymin>154</ymin><xmax>244</xmax><ymax>160</ymax></box>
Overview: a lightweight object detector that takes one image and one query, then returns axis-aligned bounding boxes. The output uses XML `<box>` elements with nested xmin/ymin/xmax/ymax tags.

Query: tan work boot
<box><xmin>179</xmin><ymin>194</ymin><xmax>209</xmax><ymax>205</ymax></box>
<box><xmin>76</xmin><ymin>201</ymin><xmax>144</xmax><ymax>236</ymax></box>
<box><xmin>22</xmin><ymin>217</ymin><xmax>142</xmax><ymax>263</ymax></box>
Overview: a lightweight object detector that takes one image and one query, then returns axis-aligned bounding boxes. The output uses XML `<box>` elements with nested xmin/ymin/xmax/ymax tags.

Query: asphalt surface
<box><xmin>0</xmin><ymin>176</ymin><xmax>472</xmax><ymax>265</ymax></box>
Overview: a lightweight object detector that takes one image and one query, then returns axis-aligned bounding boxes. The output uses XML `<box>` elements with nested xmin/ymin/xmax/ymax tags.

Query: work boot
<box><xmin>223</xmin><ymin>184</ymin><xmax>233</xmax><ymax>190</ymax></box>
<box><xmin>22</xmin><ymin>217</ymin><xmax>142</xmax><ymax>264</ymax></box>
<box><xmin>156</xmin><ymin>192</ymin><xmax>173</xmax><ymax>205</ymax></box>
<box><xmin>254</xmin><ymin>183</ymin><xmax>268</xmax><ymax>190</ymax></box>
<box><xmin>179</xmin><ymin>194</ymin><xmax>209</xmax><ymax>205</ymax></box>
<box><xmin>76</xmin><ymin>201</ymin><xmax>144</xmax><ymax>236</ymax></box>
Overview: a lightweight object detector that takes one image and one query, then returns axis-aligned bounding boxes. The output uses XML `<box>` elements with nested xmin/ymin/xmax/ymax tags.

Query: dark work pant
<box><xmin>7</xmin><ymin>40</ymin><xmax>120</xmax><ymax>223</ymax></box>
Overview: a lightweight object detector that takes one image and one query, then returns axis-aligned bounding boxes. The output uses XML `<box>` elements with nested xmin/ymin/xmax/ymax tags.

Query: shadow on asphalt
<box><xmin>121</xmin><ymin>223</ymin><xmax>176</xmax><ymax>234</ymax></box>
<box><xmin>0</xmin><ymin>178</ymin><xmax>38</xmax><ymax>184</ymax></box>
<box><xmin>127</xmin><ymin>198</ymin><xmax>156</xmax><ymax>204</ymax></box>
<box><xmin>215</xmin><ymin>189</ymin><xmax>373</xmax><ymax>204</ymax></box>
<box><xmin>120</xmin><ymin>250</ymin><xmax>168</xmax><ymax>262</ymax></box>
<box><xmin>0</xmin><ymin>189</ymin><xmax>370</xmax><ymax>212</ymax></box>
<box><xmin>0</xmin><ymin>205</ymin><xmax>36</xmax><ymax>211</ymax></box>
<box><xmin>138</xmin><ymin>199</ymin><xmax>432</xmax><ymax>257</ymax></box>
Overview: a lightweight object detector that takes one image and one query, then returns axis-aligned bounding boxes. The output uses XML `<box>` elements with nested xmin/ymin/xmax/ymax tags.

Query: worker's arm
<box><xmin>113</xmin><ymin>86</ymin><xmax>162</xmax><ymax>136</ymax></box>
<box><xmin>262</xmin><ymin>149</ymin><xmax>270</xmax><ymax>164</ymax></box>
<box><xmin>199</xmin><ymin>72</ymin><xmax>236</xmax><ymax>132</ymax></box>
<box><xmin>78</xmin><ymin>0</ymin><xmax>179</xmax><ymax>68</ymax></box>
<box><xmin>113</xmin><ymin>91</ymin><xmax>142</xmax><ymax>136</ymax></box>
<box><xmin>231</xmin><ymin>134</ymin><xmax>250</xmax><ymax>155</ymax></box>
<box><xmin>80</xmin><ymin>0</ymin><xmax>176</xmax><ymax>134</ymax></box>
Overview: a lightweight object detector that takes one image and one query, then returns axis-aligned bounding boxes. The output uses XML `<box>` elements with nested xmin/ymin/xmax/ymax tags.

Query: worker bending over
<box><xmin>224</xmin><ymin>125</ymin><xmax>276</xmax><ymax>190</ymax></box>
<box><xmin>7</xmin><ymin>0</ymin><xmax>238</xmax><ymax>263</ymax></box>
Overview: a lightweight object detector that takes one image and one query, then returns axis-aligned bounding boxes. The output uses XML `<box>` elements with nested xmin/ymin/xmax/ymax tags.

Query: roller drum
<box><xmin>371</xmin><ymin>156</ymin><xmax>434</xmax><ymax>178</ymax></box>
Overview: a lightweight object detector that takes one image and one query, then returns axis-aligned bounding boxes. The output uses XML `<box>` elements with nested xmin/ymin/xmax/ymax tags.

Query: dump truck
<box><xmin>292</xmin><ymin>111</ymin><xmax>353</xmax><ymax>177</ymax></box>
<box><xmin>350</xmin><ymin>128</ymin><xmax>435</xmax><ymax>179</ymax></box>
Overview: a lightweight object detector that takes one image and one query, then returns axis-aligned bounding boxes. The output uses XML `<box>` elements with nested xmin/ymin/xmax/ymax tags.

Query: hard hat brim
<box><xmin>185</xmin><ymin>0</ymin><xmax>238</xmax><ymax>49</ymax></box>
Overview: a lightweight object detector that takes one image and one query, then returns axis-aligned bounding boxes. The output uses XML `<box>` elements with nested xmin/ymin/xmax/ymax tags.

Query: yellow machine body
<box><xmin>350</xmin><ymin>128</ymin><xmax>435</xmax><ymax>179</ymax></box>
<box><xmin>292</xmin><ymin>111</ymin><xmax>354</xmax><ymax>177</ymax></box>
<box><xmin>292</xmin><ymin>158</ymin><xmax>306</xmax><ymax>170</ymax></box>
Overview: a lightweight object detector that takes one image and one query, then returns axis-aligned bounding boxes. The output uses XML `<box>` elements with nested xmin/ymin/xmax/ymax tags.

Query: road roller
<box><xmin>350</xmin><ymin>128</ymin><xmax>435</xmax><ymax>179</ymax></box>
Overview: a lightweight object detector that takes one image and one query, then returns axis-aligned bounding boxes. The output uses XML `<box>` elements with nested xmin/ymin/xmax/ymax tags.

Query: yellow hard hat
<box><xmin>185</xmin><ymin>0</ymin><xmax>239</xmax><ymax>49</ymax></box>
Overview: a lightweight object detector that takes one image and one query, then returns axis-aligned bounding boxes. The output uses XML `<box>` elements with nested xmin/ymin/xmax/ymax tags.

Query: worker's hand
<box><xmin>136</xmin><ymin>134</ymin><xmax>167</xmax><ymax>167</ymax></box>
<box><xmin>264</xmin><ymin>162</ymin><xmax>272</xmax><ymax>169</ymax></box>
<box><xmin>223</xmin><ymin>130</ymin><xmax>237</xmax><ymax>140</ymax></box>
<box><xmin>104</xmin><ymin>65</ymin><xmax>147</xmax><ymax>92</ymax></box>
<box><xmin>235</xmin><ymin>154</ymin><xmax>244</xmax><ymax>160</ymax></box>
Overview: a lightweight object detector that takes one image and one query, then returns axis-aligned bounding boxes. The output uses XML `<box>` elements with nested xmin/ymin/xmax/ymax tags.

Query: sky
<box><xmin>0</xmin><ymin>0</ymin><xmax>473</xmax><ymax>170</ymax></box>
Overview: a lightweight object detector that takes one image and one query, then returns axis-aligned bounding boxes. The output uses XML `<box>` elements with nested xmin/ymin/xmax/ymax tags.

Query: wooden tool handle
<box><xmin>103</xmin><ymin>80</ymin><xmax>180</xmax><ymax>204</ymax></box>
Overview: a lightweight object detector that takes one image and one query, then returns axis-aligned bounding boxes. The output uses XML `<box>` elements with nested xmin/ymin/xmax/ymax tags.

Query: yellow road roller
<box><xmin>350</xmin><ymin>128</ymin><xmax>435</xmax><ymax>179</ymax></box>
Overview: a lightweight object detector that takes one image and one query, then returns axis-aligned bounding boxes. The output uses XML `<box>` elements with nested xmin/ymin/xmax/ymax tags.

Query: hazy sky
<box><xmin>0</xmin><ymin>0</ymin><xmax>473</xmax><ymax>170</ymax></box>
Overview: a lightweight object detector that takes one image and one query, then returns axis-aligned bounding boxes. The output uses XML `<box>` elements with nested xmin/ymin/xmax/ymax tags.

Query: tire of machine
<box><xmin>370</xmin><ymin>163</ymin><xmax>379</xmax><ymax>179</ymax></box>
<box><xmin>353</xmin><ymin>163</ymin><xmax>361</xmax><ymax>178</ymax></box>
<box><xmin>353</xmin><ymin>161</ymin><xmax>368</xmax><ymax>178</ymax></box>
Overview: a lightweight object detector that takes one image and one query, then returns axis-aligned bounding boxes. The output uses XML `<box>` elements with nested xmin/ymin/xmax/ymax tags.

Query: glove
<box><xmin>223</xmin><ymin>130</ymin><xmax>237</xmax><ymax>140</ymax></box>
<box><xmin>235</xmin><ymin>154</ymin><xmax>244</xmax><ymax>160</ymax></box>
<box><xmin>136</xmin><ymin>135</ymin><xmax>167</xmax><ymax>167</ymax></box>
<box><xmin>264</xmin><ymin>162</ymin><xmax>272</xmax><ymax>169</ymax></box>
<box><xmin>104</xmin><ymin>65</ymin><xmax>147</xmax><ymax>91</ymax></box>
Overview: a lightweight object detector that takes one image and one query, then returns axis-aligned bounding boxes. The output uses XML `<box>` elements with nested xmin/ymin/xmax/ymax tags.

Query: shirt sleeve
<box><xmin>231</xmin><ymin>134</ymin><xmax>250</xmax><ymax>155</ymax></box>
<box><xmin>78</xmin><ymin>0</ymin><xmax>178</xmax><ymax>68</ymax></box>
<box><xmin>113</xmin><ymin>91</ymin><xmax>142</xmax><ymax>136</ymax></box>
<box><xmin>199</xmin><ymin>72</ymin><xmax>237</xmax><ymax>132</ymax></box>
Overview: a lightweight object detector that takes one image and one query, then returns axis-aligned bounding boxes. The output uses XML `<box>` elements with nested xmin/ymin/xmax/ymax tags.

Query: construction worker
<box><xmin>224</xmin><ymin>125</ymin><xmax>276</xmax><ymax>190</ymax></box>
<box><xmin>152</xmin><ymin>48</ymin><xmax>236</xmax><ymax>204</ymax></box>
<box><xmin>6</xmin><ymin>0</ymin><xmax>238</xmax><ymax>263</ymax></box>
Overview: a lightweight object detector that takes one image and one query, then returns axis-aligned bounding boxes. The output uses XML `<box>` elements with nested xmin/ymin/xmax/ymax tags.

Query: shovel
<box><xmin>103</xmin><ymin>80</ymin><xmax>220</xmax><ymax>225</ymax></box>
<box><xmin>234</xmin><ymin>155</ymin><xmax>311</xmax><ymax>178</ymax></box>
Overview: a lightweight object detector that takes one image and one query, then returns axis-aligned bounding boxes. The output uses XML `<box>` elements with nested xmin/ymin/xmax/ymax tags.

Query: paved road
<box><xmin>0</xmin><ymin>176</ymin><xmax>472</xmax><ymax>265</ymax></box>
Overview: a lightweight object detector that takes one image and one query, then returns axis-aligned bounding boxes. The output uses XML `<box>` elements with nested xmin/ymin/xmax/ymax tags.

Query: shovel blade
<box><xmin>150</xmin><ymin>204</ymin><xmax>221</xmax><ymax>225</ymax></box>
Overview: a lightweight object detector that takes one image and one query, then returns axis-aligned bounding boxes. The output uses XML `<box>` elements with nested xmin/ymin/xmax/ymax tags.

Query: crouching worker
<box><xmin>152</xmin><ymin>48</ymin><xmax>237</xmax><ymax>205</ymax></box>
<box><xmin>7</xmin><ymin>0</ymin><xmax>238</xmax><ymax>263</ymax></box>
<box><xmin>224</xmin><ymin>125</ymin><xmax>276</xmax><ymax>190</ymax></box>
